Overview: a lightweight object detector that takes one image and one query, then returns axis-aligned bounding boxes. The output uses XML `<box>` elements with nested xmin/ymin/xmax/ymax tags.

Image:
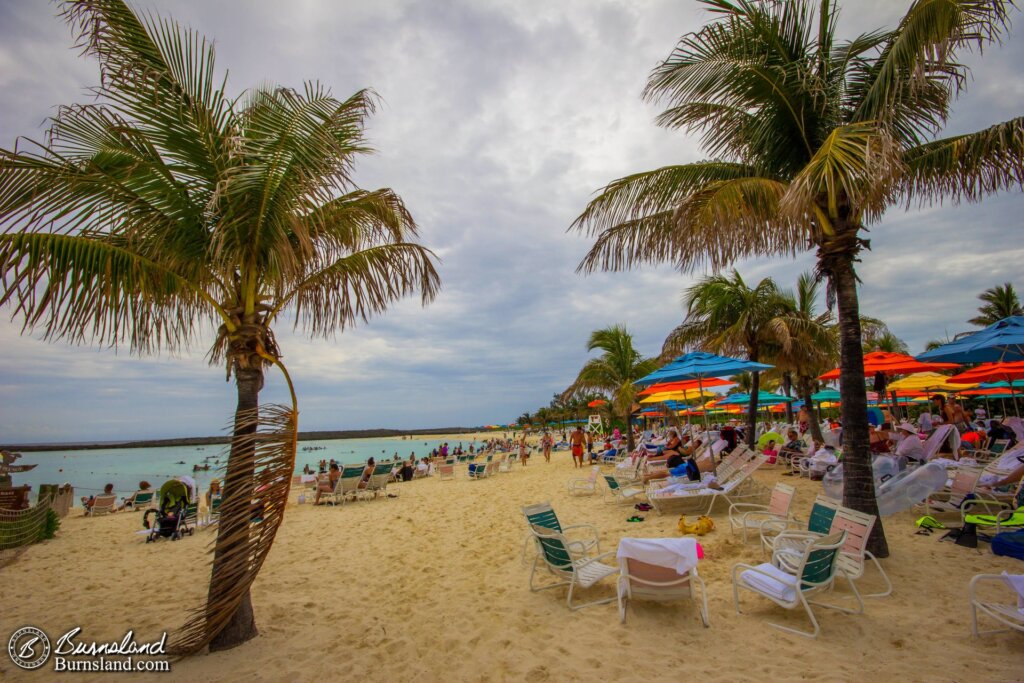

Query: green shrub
<box><xmin>40</xmin><ymin>508</ymin><xmax>60</xmax><ymax>540</ymax></box>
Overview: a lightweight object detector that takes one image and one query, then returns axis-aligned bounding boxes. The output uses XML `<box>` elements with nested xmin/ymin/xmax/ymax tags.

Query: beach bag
<box><xmin>678</xmin><ymin>515</ymin><xmax>715</xmax><ymax>536</ymax></box>
<box><xmin>992</xmin><ymin>531</ymin><xmax>1024</xmax><ymax>561</ymax></box>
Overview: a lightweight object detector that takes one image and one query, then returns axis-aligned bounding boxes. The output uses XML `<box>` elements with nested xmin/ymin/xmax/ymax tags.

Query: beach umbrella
<box><xmin>917</xmin><ymin>316</ymin><xmax>1024</xmax><ymax>364</ymax></box>
<box><xmin>810</xmin><ymin>389</ymin><xmax>842</xmax><ymax>402</ymax></box>
<box><xmin>949</xmin><ymin>362</ymin><xmax>1024</xmax><ymax>416</ymax></box>
<box><xmin>638</xmin><ymin>388</ymin><xmax>719</xmax><ymax>404</ymax></box>
<box><xmin>718</xmin><ymin>391</ymin><xmax>794</xmax><ymax>405</ymax></box>
<box><xmin>636</xmin><ymin>352</ymin><xmax>774</xmax><ymax>429</ymax></box>
<box><xmin>587</xmin><ymin>399</ymin><xmax>607</xmax><ymax>408</ymax></box>
<box><xmin>819</xmin><ymin>351</ymin><xmax>959</xmax><ymax>380</ymax></box>
<box><xmin>887</xmin><ymin>372</ymin><xmax>968</xmax><ymax>392</ymax></box>
<box><xmin>819</xmin><ymin>351</ymin><xmax>960</xmax><ymax>421</ymax></box>
<box><xmin>637</xmin><ymin>378</ymin><xmax>732</xmax><ymax>396</ymax></box>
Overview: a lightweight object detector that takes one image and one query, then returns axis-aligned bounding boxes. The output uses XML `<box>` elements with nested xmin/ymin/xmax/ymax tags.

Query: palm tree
<box><xmin>863</xmin><ymin>328</ymin><xmax>909</xmax><ymax>354</ymax></box>
<box><xmin>0</xmin><ymin>0</ymin><xmax>439</xmax><ymax>652</ymax></box>
<box><xmin>565</xmin><ymin>325</ymin><xmax>659</xmax><ymax>452</ymax></box>
<box><xmin>664</xmin><ymin>271</ymin><xmax>791</xmax><ymax>446</ymax></box>
<box><xmin>772</xmin><ymin>273</ymin><xmax>837</xmax><ymax>445</ymax></box>
<box><xmin>969</xmin><ymin>282</ymin><xmax>1023</xmax><ymax>326</ymax></box>
<box><xmin>573</xmin><ymin>0</ymin><xmax>1023</xmax><ymax>556</ymax></box>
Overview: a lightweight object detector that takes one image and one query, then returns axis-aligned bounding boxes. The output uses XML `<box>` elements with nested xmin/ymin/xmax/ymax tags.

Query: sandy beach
<box><xmin>1</xmin><ymin>435</ymin><xmax>1022</xmax><ymax>682</ymax></box>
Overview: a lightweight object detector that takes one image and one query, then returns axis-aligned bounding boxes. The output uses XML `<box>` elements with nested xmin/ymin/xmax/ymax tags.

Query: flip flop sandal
<box><xmin>634</xmin><ymin>503</ymin><xmax>653</xmax><ymax>511</ymax></box>
<box><xmin>627</xmin><ymin>516</ymin><xmax>645</xmax><ymax>522</ymax></box>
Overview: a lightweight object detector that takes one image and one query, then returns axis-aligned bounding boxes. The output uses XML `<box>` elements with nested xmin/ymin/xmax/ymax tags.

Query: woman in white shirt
<box><xmin>895</xmin><ymin>423</ymin><xmax>925</xmax><ymax>462</ymax></box>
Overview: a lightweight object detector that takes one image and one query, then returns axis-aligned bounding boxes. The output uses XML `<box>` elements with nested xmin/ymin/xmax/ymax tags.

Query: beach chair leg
<box><xmin>566</xmin><ymin>579</ymin><xmax>616</xmax><ymax>611</ymax></box>
<box><xmin>862</xmin><ymin>551</ymin><xmax>893</xmax><ymax>598</ymax></box>
<box><xmin>617</xmin><ymin>579</ymin><xmax>628</xmax><ymax>623</ymax></box>
<box><xmin>528</xmin><ymin>557</ymin><xmax>568</xmax><ymax>594</ymax></box>
<box><xmin>695</xmin><ymin>576</ymin><xmax>710</xmax><ymax>627</ymax></box>
<box><xmin>809</xmin><ymin>572</ymin><xmax>864</xmax><ymax>615</ymax></box>
<box><xmin>764</xmin><ymin>594</ymin><xmax>821</xmax><ymax>639</ymax></box>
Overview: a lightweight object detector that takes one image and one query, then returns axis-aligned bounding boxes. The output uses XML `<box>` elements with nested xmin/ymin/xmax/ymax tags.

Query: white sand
<box><xmin>2</xmin><ymin>438</ymin><xmax>1022</xmax><ymax>682</ymax></box>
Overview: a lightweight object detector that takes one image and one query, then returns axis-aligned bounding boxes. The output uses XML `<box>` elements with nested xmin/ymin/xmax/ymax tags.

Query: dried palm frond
<box><xmin>169</xmin><ymin>403</ymin><xmax>297</xmax><ymax>655</ymax></box>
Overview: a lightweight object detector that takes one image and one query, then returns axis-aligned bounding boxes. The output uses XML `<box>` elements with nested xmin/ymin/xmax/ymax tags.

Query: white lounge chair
<box><xmin>728</xmin><ymin>482</ymin><xmax>797</xmax><ymax>544</ymax></box>
<box><xmin>528</xmin><ymin>525</ymin><xmax>618</xmax><ymax>611</ymax></box>
<box><xmin>647</xmin><ymin>453</ymin><xmax>767</xmax><ymax>516</ymax></box>
<box><xmin>121</xmin><ymin>489</ymin><xmax>155</xmax><ymax>511</ymax></box>
<box><xmin>924</xmin><ymin>467</ymin><xmax>983</xmax><ymax>516</ymax></box>
<box><xmin>970</xmin><ymin>573</ymin><xmax>1024</xmax><ymax>637</ymax></box>
<box><xmin>567</xmin><ymin>466</ymin><xmax>600</xmax><ymax>496</ymax></box>
<box><xmin>771</xmin><ymin>505</ymin><xmax>893</xmax><ymax>600</ymax></box>
<box><xmin>732</xmin><ymin>530</ymin><xmax>861</xmax><ymax>638</ymax></box>
<box><xmin>521</xmin><ymin>501</ymin><xmax>600</xmax><ymax>563</ymax></box>
<box><xmin>616</xmin><ymin>538</ymin><xmax>708</xmax><ymax>626</ymax></box>
<box><xmin>85</xmin><ymin>493</ymin><xmax>117</xmax><ymax>516</ymax></box>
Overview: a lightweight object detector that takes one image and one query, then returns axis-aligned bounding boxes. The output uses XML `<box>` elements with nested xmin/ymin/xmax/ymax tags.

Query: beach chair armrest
<box><xmin>961</xmin><ymin>498</ymin><xmax>1010</xmax><ymax>523</ymax></box>
<box><xmin>582</xmin><ymin>550</ymin><xmax>616</xmax><ymax>566</ymax></box>
<box><xmin>561</xmin><ymin>523</ymin><xmax>601</xmax><ymax>543</ymax></box>
<box><xmin>729</xmin><ymin>503</ymin><xmax>768</xmax><ymax>514</ymax></box>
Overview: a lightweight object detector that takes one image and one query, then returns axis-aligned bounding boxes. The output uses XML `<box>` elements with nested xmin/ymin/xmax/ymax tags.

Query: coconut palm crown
<box><xmin>573</xmin><ymin>0</ymin><xmax>1024</xmax><ymax>556</ymax></box>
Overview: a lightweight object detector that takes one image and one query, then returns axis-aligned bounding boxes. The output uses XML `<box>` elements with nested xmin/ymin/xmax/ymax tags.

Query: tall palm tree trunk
<box><xmin>830</xmin><ymin>246</ymin><xmax>889</xmax><ymax>558</ymax></box>
<box><xmin>782</xmin><ymin>373</ymin><xmax>794</xmax><ymax>424</ymax></box>
<box><xmin>208</xmin><ymin>364</ymin><xmax>262</xmax><ymax>650</ymax></box>
<box><xmin>745</xmin><ymin>367</ymin><xmax>760</xmax><ymax>448</ymax></box>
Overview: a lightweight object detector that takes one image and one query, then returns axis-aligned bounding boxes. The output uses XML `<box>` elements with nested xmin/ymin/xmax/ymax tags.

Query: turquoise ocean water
<box><xmin>12</xmin><ymin>436</ymin><xmax>468</xmax><ymax>504</ymax></box>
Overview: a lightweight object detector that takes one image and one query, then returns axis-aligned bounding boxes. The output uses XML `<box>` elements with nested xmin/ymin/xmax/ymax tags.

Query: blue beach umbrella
<box><xmin>637</xmin><ymin>352</ymin><xmax>774</xmax><ymax>428</ymax></box>
<box><xmin>810</xmin><ymin>389</ymin><xmax>842</xmax><ymax>402</ymax></box>
<box><xmin>718</xmin><ymin>391</ymin><xmax>794</xmax><ymax>405</ymax></box>
<box><xmin>917</xmin><ymin>316</ymin><xmax>1024</xmax><ymax>363</ymax></box>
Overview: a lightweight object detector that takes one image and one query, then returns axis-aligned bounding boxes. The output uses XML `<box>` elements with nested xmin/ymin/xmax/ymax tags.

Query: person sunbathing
<box><xmin>314</xmin><ymin>463</ymin><xmax>340</xmax><ymax>504</ymax></box>
<box><xmin>82</xmin><ymin>483</ymin><xmax>116</xmax><ymax>514</ymax></box>
<box><xmin>117</xmin><ymin>480</ymin><xmax>152</xmax><ymax>511</ymax></box>
<box><xmin>761</xmin><ymin>440</ymin><xmax>779</xmax><ymax>464</ymax></box>
<box><xmin>357</xmin><ymin>458</ymin><xmax>375</xmax><ymax>489</ymax></box>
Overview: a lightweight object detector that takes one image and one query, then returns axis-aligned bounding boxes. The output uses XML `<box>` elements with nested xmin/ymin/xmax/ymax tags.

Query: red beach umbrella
<box><xmin>948</xmin><ymin>361</ymin><xmax>1024</xmax><ymax>385</ymax></box>
<box><xmin>587</xmin><ymin>399</ymin><xmax>607</xmax><ymax>408</ymax></box>
<box><xmin>637</xmin><ymin>378</ymin><xmax>732</xmax><ymax>397</ymax></box>
<box><xmin>819</xmin><ymin>351</ymin><xmax>960</xmax><ymax>380</ymax></box>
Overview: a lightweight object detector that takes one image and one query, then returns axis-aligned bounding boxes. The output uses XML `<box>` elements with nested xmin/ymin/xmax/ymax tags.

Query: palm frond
<box><xmin>851</xmin><ymin>0</ymin><xmax>1013</xmax><ymax>140</ymax></box>
<box><xmin>171</xmin><ymin>402</ymin><xmax>297</xmax><ymax>655</ymax></box>
<box><xmin>276</xmin><ymin>243</ymin><xmax>440</xmax><ymax>336</ymax></box>
<box><xmin>900</xmin><ymin>116</ymin><xmax>1024</xmax><ymax>206</ymax></box>
<box><xmin>0</xmin><ymin>232</ymin><xmax>216</xmax><ymax>352</ymax></box>
<box><xmin>782</xmin><ymin>122</ymin><xmax>903</xmax><ymax>223</ymax></box>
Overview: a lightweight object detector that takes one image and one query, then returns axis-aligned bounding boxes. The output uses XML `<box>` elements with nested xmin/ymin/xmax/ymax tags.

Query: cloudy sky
<box><xmin>1</xmin><ymin>0</ymin><xmax>1022</xmax><ymax>443</ymax></box>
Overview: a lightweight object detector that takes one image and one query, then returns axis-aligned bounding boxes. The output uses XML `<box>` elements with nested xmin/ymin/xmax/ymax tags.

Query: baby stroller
<box><xmin>144</xmin><ymin>479</ymin><xmax>195</xmax><ymax>542</ymax></box>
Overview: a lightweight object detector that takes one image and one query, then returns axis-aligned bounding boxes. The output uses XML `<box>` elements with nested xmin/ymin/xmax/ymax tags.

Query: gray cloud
<box><xmin>1</xmin><ymin>0</ymin><xmax>1022</xmax><ymax>441</ymax></box>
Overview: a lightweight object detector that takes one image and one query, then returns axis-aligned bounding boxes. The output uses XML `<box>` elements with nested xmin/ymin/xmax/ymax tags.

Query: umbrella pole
<box><xmin>698</xmin><ymin>376</ymin><xmax>709</xmax><ymax>432</ymax></box>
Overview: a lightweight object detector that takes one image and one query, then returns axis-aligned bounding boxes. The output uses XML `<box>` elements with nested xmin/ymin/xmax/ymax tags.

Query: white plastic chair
<box><xmin>970</xmin><ymin>573</ymin><xmax>1024</xmax><ymax>637</ymax></box>
<box><xmin>529</xmin><ymin>525</ymin><xmax>617</xmax><ymax>611</ymax></box>
<box><xmin>567</xmin><ymin>466</ymin><xmax>600</xmax><ymax>496</ymax></box>
<box><xmin>617</xmin><ymin>555</ymin><xmax>708</xmax><ymax>626</ymax></box>
<box><xmin>732</xmin><ymin>530</ymin><xmax>860</xmax><ymax>638</ymax></box>
<box><xmin>728</xmin><ymin>482</ymin><xmax>797</xmax><ymax>543</ymax></box>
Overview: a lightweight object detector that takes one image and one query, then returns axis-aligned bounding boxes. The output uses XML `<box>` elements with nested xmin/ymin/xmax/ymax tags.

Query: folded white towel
<box><xmin>1001</xmin><ymin>571</ymin><xmax>1024</xmax><ymax>616</ymax></box>
<box><xmin>617</xmin><ymin>537</ymin><xmax>701</xmax><ymax>575</ymax></box>
<box><xmin>740</xmin><ymin>563</ymin><xmax>798</xmax><ymax>602</ymax></box>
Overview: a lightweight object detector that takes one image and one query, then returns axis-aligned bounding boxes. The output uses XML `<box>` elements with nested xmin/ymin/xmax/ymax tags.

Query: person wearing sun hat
<box><xmin>894</xmin><ymin>422</ymin><xmax>924</xmax><ymax>463</ymax></box>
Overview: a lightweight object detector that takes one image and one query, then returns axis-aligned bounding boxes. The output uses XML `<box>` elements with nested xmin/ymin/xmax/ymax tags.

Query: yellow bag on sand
<box><xmin>678</xmin><ymin>515</ymin><xmax>715</xmax><ymax>535</ymax></box>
